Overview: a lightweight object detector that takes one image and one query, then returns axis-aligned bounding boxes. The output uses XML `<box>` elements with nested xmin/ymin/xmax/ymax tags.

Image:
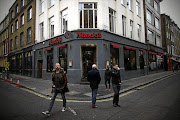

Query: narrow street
<box><xmin>0</xmin><ymin>73</ymin><xmax>180</xmax><ymax>120</ymax></box>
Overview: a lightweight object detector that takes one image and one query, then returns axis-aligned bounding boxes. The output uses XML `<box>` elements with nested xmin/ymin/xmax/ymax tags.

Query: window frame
<box><xmin>27</xmin><ymin>6</ymin><xmax>32</xmax><ymax>21</ymax></box>
<box><xmin>136</xmin><ymin>1</ymin><xmax>140</xmax><ymax>16</ymax></box>
<box><xmin>49</xmin><ymin>16</ymin><xmax>54</xmax><ymax>38</ymax></box>
<box><xmin>20</xmin><ymin>32</ymin><xmax>24</xmax><ymax>46</ymax></box>
<box><xmin>122</xmin><ymin>15</ymin><xmax>126</xmax><ymax>36</ymax></box>
<box><xmin>27</xmin><ymin>27</ymin><xmax>32</xmax><ymax>44</ymax></box>
<box><xmin>39</xmin><ymin>22</ymin><xmax>44</xmax><ymax>41</ymax></box>
<box><xmin>146</xmin><ymin>9</ymin><xmax>152</xmax><ymax>23</ymax></box>
<box><xmin>124</xmin><ymin>49</ymin><xmax>137</xmax><ymax>71</ymax></box>
<box><xmin>109</xmin><ymin>8</ymin><xmax>116</xmax><ymax>33</ymax></box>
<box><xmin>61</xmin><ymin>9</ymin><xmax>68</xmax><ymax>34</ymax></box>
<box><xmin>21</xmin><ymin>14</ymin><xmax>24</xmax><ymax>26</ymax></box>
<box><xmin>130</xmin><ymin>20</ymin><xmax>133</xmax><ymax>38</ymax></box>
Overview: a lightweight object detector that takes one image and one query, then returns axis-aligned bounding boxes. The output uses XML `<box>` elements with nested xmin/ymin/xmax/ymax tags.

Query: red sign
<box><xmin>150</xmin><ymin>46</ymin><xmax>155</xmax><ymax>51</ymax></box>
<box><xmin>49</xmin><ymin>37</ymin><xmax>62</xmax><ymax>45</ymax></box>
<box><xmin>77</xmin><ymin>32</ymin><xmax>101</xmax><ymax>38</ymax></box>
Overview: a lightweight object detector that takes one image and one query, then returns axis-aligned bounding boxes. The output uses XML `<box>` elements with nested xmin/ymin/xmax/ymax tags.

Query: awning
<box><xmin>148</xmin><ymin>51</ymin><xmax>157</xmax><ymax>55</ymax></box>
<box><xmin>57</xmin><ymin>44</ymin><xmax>66</xmax><ymax>48</ymax></box>
<box><xmin>111</xmin><ymin>43</ymin><xmax>121</xmax><ymax>48</ymax></box>
<box><xmin>44</xmin><ymin>48</ymin><xmax>51</xmax><ymax>51</ymax></box>
<box><xmin>140</xmin><ymin>49</ymin><xmax>145</xmax><ymax>51</ymax></box>
<box><xmin>158</xmin><ymin>53</ymin><xmax>163</xmax><ymax>56</ymax></box>
<box><xmin>125</xmin><ymin>46</ymin><xmax>138</xmax><ymax>50</ymax></box>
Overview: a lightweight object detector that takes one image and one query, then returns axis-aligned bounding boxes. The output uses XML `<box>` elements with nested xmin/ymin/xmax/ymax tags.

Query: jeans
<box><xmin>92</xmin><ymin>89</ymin><xmax>98</xmax><ymax>106</ymax></box>
<box><xmin>105</xmin><ymin>78</ymin><xmax>111</xmax><ymax>89</ymax></box>
<box><xmin>112</xmin><ymin>84</ymin><xmax>120</xmax><ymax>105</ymax></box>
<box><xmin>48</xmin><ymin>88</ymin><xmax>66</xmax><ymax>112</ymax></box>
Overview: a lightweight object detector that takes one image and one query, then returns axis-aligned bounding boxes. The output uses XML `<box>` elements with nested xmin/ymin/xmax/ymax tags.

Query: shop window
<box><xmin>110</xmin><ymin>45</ymin><xmax>119</xmax><ymax>68</ymax></box>
<box><xmin>148</xmin><ymin>54</ymin><xmax>156</xmax><ymax>71</ymax></box>
<box><xmin>157</xmin><ymin>55</ymin><xmax>163</xmax><ymax>70</ymax></box>
<box><xmin>124</xmin><ymin>49</ymin><xmax>137</xmax><ymax>70</ymax></box>
<box><xmin>139</xmin><ymin>51</ymin><xmax>144</xmax><ymax>69</ymax></box>
<box><xmin>47</xmin><ymin>48</ymin><xmax>53</xmax><ymax>72</ymax></box>
<box><xmin>59</xmin><ymin>47</ymin><xmax>67</xmax><ymax>72</ymax></box>
<box><xmin>24</xmin><ymin>52</ymin><xmax>32</xmax><ymax>76</ymax></box>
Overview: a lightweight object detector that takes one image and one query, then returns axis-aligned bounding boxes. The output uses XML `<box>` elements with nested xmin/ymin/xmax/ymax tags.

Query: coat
<box><xmin>87</xmin><ymin>68</ymin><xmax>101</xmax><ymax>89</ymax></box>
<box><xmin>105</xmin><ymin>68</ymin><xmax>111</xmax><ymax>80</ymax></box>
<box><xmin>111</xmin><ymin>68</ymin><xmax>121</xmax><ymax>85</ymax></box>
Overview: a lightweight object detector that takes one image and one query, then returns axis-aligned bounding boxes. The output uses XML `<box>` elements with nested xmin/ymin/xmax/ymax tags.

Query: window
<box><xmin>129</xmin><ymin>0</ymin><xmax>132</xmax><ymax>11</ymax></box>
<box><xmin>139</xmin><ymin>51</ymin><xmax>144</xmax><ymax>69</ymax></box>
<box><xmin>15</xmin><ymin>36</ymin><xmax>17</xmax><ymax>49</ymax></box>
<box><xmin>21</xmin><ymin>0</ymin><xmax>24</xmax><ymax>8</ymax></box>
<box><xmin>121</xmin><ymin>0</ymin><xmax>124</xmax><ymax>5</ymax></box>
<box><xmin>166</xmin><ymin>31</ymin><xmax>168</xmax><ymax>38</ymax></box>
<box><xmin>10</xmin><ymin>39</ymin><xmax>13</xmax><ymax>51</ymax></box>
<box><xmin>148</xmin><ymin>54</ymin><xmax>156</xmax><ymax>71</ymax></box>
<box><xmin>136</xmin><ymin>1</ymin><xmax>140</xmax><ymax>16</ymax></box>
<box><xmin>20</xmin><ymin>32</ymin><xmax>24</xmax><ymax>46</ymax></box>
<box><xmin>27</xmin><ymin>27</ymin><xmax>32</xmax><ymax>43</ymax></box>
<box><xmin>11</xmin><ymin>25</ymin><xmax>13</xmax><ymax>34</ymax></box>
<box><xmin>59</xmin><ymin>47</ymin><xmax>67</xmax><ymax>72</ymax></box>
<box><xmin>11</xmin><ymin>10</ymin><xmax>14</xmax><ymax>19</ymax></box>
<box><xmin>49</xmin><ymin>16</ymin><xmax>54</xmax><ymax>38</ymax></box>
<box><xmin>39</xmin><ymin>22</ymin><xmax>44</xmax><ymax>41</ymax></box>
<box><xmin>155</xmin><ymin>17</ymin><xmax>159</xmax><ymax>29</ymax></box>
<box><xmin>21</xmin><ymin>14</ymin><xmax>24</xmax><ymax>26</ymax></box>
<box><xmin>137</xmin><ymin>24</ymin><xmax>141</xmax><ymax>41</ymax></box>
<box><xmin>154</xmin><ymin>1</ymin><xmax>158</xmax><ymax>11</ymax></box>
<box><xmin>146</xmin><ymin>9</ymin><xmax>152</xmax><ymax>23</ymax></box>
<box><xmin>61</xmin><ymin>9</ymin><xmax>68</xmax><ymax>33</ymax></box>
<box><xmin>110</xmin><ymin>45</ymin><xmax>119</xmax><ymax>68</ymax></box>
<box><xmin>156</xmin><ymin>35</ymin><xmax>161</xmax><ymax>47</ymax></box>
<box><xmin>50</xmin><ymin>0</ymin><xmax>54</xmax><ymax>7</ymax></box>
<box><xmin>157</xmin><ymin>55</ymin><xmax>163</xmax><ymax>70</ymax></box>
<box><xmin>15</xmin><ymin>20</ymin><xmax>18</xmax><ymax>30</ymax></box>
<box><xmin>27</xmin><ymin>7</ymin><xmax>32</xmax><ymax>21</ymax></box>
<box><xmin>109</xmin><ymin>8</ymin><xmax>116</xmax><ymax>32</ymax></box>
<box><xmin>124</xmin><ymin>49</ymin><xmax>137</xmax><ymax>70</ymax></box>
<box><xmin>147</xmin><ymin>0</ymin><xmax>151</xmax><ymax>4</ymax></box>
<box><xmin>16</xmin><ymin>5</ymin><xmax>18</xmax><ymax>14</ymax></box>
<box><xmin>47</xmin><ymin>48</ymin><xmax>53</xmax><ymax>72</ymax></box>
<box><xmin>147</xmin><ymin>29</ymin><xmax>154</xmax><ymax>44</ymax></box>
<box><xmin>79</xmin><ymin>3</ymin><xmax>97</xmax><ymax>28</ymax></box>
<box><xmin>122</xmin><ymin>15</ymin><xmax>126</xmax><ymax>36</ymax></box>
<box><xmin>40</xmin><ymin>0</ymin><xmax>44</xmax><ymax>13</ymax></box>
<box><xmin>130</xmin><ymin>20</ymin><xmax>133</xmax><ymax>38</ymax></box>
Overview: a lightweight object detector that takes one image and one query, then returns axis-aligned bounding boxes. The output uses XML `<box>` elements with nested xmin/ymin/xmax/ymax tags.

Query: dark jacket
<box><xmin>52</xmin><ymin>69</ymin><xmax>69</xmax><ymax>92</ymax></box>
<box><xmin>87</xmin><ymin>68</ymin><xmax>101</xmax><ymax>89</ymax></box>
<box><xmin>105</xmin><ymin>68</ymin><xmax>111</xmax><ymax>80</ymax></box>
<box><xmin>111</xmin><ymin>68</ymin><xmax>121</xmax><ymax>85</ymax></box>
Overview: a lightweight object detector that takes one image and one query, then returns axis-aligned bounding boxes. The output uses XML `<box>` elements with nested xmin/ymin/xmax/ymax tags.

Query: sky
<box><xmin>0</xmin><ymin>0</ymin><xmax>180</xmax><ymax>27</ymax></box>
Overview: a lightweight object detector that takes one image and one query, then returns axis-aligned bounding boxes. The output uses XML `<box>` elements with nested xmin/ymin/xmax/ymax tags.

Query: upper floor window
<box><xmin>136</xmin><ymin>1</ymin><xmax>140</xmax><ymax>16</ymax></box>
<box><xmin>11</xmin><ymin>10</ymin><xmax>14</xmax><ymax>19</ymax></box>
<box><xmin>130</xmin><ymin>20</ymin><xmax>133</xmax><ymax>38</ymax></box>
<box><xmin>50</xmin><ymin>0</ymin><xmax>54</xmax><ymax>7</ymax></box>
<box><xmin>109</xmin><ymin>8</ymin><xmax>116</xmax><ymax>33</ymax></box>
<box><xmin>10</xmin><ymin>39</ymin><xmax>13</xmax><ymax>51</ymax></box>
<box><xmin>27</xmin><ymin>7</ymin><xmax>32</xmax><ymax>21</ymax></box>
<box><xmin>122</xmin><ymin>15</ymin><xmax>126</xmax><ymax>36</ymax></box>
<box><xmin>155</xmin><ymin>17</ymin><xmax>159</xmax><ymax>29</ymax></box>
<box><xmin>20</xmin><ymin>32</ymin><xmax>24</xmax><ymax>46</ymax></box>
<box><xmin>16</xmin><ymin>5</ymin><xmax>19</xmax><ymax>14</ymax></box>
<box><xmin>49</xmin><ymin>16</ymin><xmax>54</xmax><ymax>38</ymax></box>
<box><xmin>15</xmin><ymin>36</ymin><xmax>17</xmax><ymax>49</ymax></box>
<box><xmin>20</xmin><ymin>14</ymin><xmax>24</xmax><ymax>26</ymax></box>
<box><xmin>27</xmin><ymin>27</ymin><xmax>32</xmax><ymax>43</ymax></box>
<box><xmin>156</xmin><ymin>35</ymin><xmax>161</xmax><ymax>47</ymax></box>
<box><xmin>154</xmin><ymin>1</ymin><xmax>158</xmax><ymax>11</ymax></box>
<box><xmin>39</xmin><ymin>22</ymin><xmax>44</xmax><ymax>41</ymax></box>
<box><xmin>15</xmin><ymin>20</ymin><xmax>18</xmax><ymax>30</ymax></box>
<box><xmin>11</xmin><ymin>25</ymin><xmax>13</xmax><ymax>34</ymax></box>
<box><xmin>21</xmin><ymin>0</ymin><xmax>24</xmax><ymax>8</ymax></box>
<box><xmin>79</xmin><ymin>3</ymin><xmax>97</xmax><ymax>28</ymax></box>
<box><xmin>61</xmin><ymin>9</ymin><xmax>68</xmax><ymax>33</ymax></box>
<box><xmin>147</xmin><ymin>29</ymin><xmax>154</xmax><ymax>44</ymax></box>
<box><xmin>137</xmin><ymin>24</ymin><xmax>141</xmax><ymax>41</ymax></box>
<box><xmin>146</xmin><ymin>9</ymin><xmax>152</xmax><ymax>23</ymax></box>
<box><xmin>147</xmin><ymin>0</ymin><xmax>151</xmax><ymax>4</ymax></box>
<box><xmin>129</xmin><ymin>0</ymin><xmax>133</xmax><ymax>11</ymax></box>
<box><xmin>121</xmin><ymin>0</ymin><xmax>125</xmax><ymax>5</ymax></box>
<box><xmin>40</xmin><ymin>0</ymin><xmax>44</xmax><ymax>13</ymax></box>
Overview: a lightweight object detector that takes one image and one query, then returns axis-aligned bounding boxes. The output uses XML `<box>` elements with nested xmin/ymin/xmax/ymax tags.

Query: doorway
<box><xmin>38</xmin><ymin>60</ymin><xmax>43</xmax><ymax>78</ymax></box>
<box><xmin>81</xmin><ymin>45</ymin><xmax>97</xmax><ymax>81</ymax></box>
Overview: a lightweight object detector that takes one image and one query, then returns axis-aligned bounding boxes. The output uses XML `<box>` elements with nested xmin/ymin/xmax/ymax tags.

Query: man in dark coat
<box><xmin>87</xmin><ymin>64</ymin><xmax>101</xmax><ymax>108</ymax></box>
<box><xmin>111</xmin><ymin>65</ymin><xmax>121</xmax><ymax>107</ymax></box>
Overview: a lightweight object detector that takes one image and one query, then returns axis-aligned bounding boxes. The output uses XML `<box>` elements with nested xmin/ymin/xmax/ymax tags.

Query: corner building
<box><xmin>35</xmin><ymin>0</ymin><xmax>164</xmax><ymax>83</ymax></box>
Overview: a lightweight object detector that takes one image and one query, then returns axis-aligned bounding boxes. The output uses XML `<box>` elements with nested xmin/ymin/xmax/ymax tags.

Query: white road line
<box><xmin>68</xmin><ymin>107</ymin><xmax>77</xmax><ymax>116</ymax></box>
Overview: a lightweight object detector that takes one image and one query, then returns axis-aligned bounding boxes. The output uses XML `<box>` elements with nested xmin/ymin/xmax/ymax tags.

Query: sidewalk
<box><xmin>0</xmin><ymin>71</ymin><xmax>179</xmax><ymax>100</ymax></box>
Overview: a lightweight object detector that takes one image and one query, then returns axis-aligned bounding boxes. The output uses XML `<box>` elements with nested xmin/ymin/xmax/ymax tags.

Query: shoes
<box><xmin>113</xmin><ymin>104</ymin><xmax>121</xmax><ymax>107</ymax></box>
<box><xmin>62</xmin><ymin>107</ymin><xmax>66</xmax><ymax>112</ymax></box>
<box><xmin>109</xmin><ymin>88</ymin><xmax>111</xmax><ymax>91</ymax></box>
<box><xmin>42</xmin><ymin>111</ymin><xmax>50</xmax><ymax>116</ymax></box>
<box><xmin>92</xmin><ymin>106</ymin><xmax>98</xmax><ymax>108</ymax></box>
<box><xmin>106</xmin><ymin>88</ymin><xmax>108</xmax><ymax>91</ymax></box>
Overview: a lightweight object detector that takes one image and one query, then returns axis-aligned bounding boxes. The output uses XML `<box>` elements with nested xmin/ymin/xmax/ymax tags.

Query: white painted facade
<box><xmin>35</xmin><ymin>0</ymin><xmax>145</xmax><ymax>43</ymax></box>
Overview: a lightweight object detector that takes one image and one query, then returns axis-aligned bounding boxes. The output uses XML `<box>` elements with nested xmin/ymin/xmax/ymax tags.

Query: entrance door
<box><xmin>81</xmin><ymin>45</ymin><xmax>96</xmax><ymax>81</ymax></box>
<box><xmin>38</xmin><ymin>60</ymin><xmax>43</xmax><ymax>78</ymax></box>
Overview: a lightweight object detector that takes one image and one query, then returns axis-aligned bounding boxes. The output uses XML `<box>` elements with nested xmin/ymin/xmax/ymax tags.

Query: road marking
<box><xmin>68</xmin><ymin>107</ymin><xmax>77</xmax><ymax>116</ymax></box>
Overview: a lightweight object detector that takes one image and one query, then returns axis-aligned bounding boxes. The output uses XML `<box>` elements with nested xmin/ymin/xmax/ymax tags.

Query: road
<box><xmin>0</xmin><ymin>73</ymin><xmax>180</xmax><ymax>120</ymax></box>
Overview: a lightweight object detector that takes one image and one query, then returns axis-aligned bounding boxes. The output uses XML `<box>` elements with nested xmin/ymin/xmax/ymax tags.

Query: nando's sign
<box><xmin>77</xmin><ymin>32</ymin><xmax>101</xmax><ymax>38</ymax></box>
<box><xmin>49</xmin><ymin>37</ymin><xmax>62</xmax><ymax>45</ymax></box>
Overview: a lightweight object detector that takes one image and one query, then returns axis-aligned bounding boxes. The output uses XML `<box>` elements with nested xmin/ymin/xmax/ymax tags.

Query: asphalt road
<box><xmin>0</xmin><ymin>73</ymin><xmax>180</xmax><ymax>120</ymax></box>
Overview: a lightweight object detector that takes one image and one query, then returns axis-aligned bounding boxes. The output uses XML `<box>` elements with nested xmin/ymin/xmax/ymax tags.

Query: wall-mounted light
<box><xmin>69</xmin><ymin>44</ymin><xmax>71</xmax><ymax>49</ymax></box>
<box><xmin>127</xmin><ymin>2</ymin><xmax>129</xmax><ymax>5</ymax></box>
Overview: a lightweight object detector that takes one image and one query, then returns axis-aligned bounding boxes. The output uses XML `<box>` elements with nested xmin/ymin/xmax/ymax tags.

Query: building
<box><xmin>0</xmin><ymin>15</ymin><xmax>9</xmax><ymax>72</ymax></box>
<box><xmin>8</xmin><ymin>0</ymin><xmax>36</xmax><ymax>76</ymax></box>
<box><xmin>143</xmin><ymin>0</ymin><xmax>164</xmax><ymax>73</ymax></box>
<box><xmin>34</xmin><ymin>0</ymin><xmax>153</xmax><ymax>83</ymax></box>
<box><xmin>161</xmin><ymin>14</ymin><xmax>180</xmax><ymax>71</ymax></box>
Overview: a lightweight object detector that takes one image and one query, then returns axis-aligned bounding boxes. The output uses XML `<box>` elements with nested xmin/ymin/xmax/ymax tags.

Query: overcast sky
<box><xmin>0</xmin><ymin>0</ymin><xmax>180</xmax><ymax>27</ymax></box>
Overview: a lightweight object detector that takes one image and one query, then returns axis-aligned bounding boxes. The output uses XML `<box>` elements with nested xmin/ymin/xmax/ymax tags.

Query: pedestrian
<box><xmin>111</xmin><ymin>65</ymin><xmax>121</xmax><ymax>107</ymax></box>
<box><xmin>42</xmin><ymin>63</ymin><xmax>69</xmax><ymax>116</ymax></box>
<box><xmin>87</xmin><ymin>64</ymin><xmax>101</xmax><ymax>108</ymax></box>
<box><xmin>105</xmin><ymin>65</ymin><xmax>111</xmax><ymax>91</ymax></box>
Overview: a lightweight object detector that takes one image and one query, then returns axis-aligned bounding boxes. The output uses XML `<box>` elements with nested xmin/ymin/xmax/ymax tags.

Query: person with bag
<box><xmin>87</xmin><ymin>64</ymin><xmax>101</xmax><ymax>108</ymax></box>
<box><xmin>42</xmin><ymin>63</ymin><xmax>69</xmax><ymax>116</ymax></box>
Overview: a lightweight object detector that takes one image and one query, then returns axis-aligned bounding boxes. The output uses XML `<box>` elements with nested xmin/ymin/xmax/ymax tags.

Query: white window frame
<box><xmin>155</xmin><ymin>17</ymin><xmax>159</xmax><ymax>29</ymax></box>
<box><xmin>16</xmin><ymin>5</ymin><xmax>18</xmax><ymax>14</ymax></box>
<box><xmin>27</xmin><ymin>7</ymin><xmax>32</xmax><ymax>21</ymax></box>
<box><xmin>156</xmin><ymin>35</ymin><xmax>160</xmax><ymax>47</ymax></box>
<box><xmin>27</xmin><ymin>27</ymin><xmax>32</xmax><ymax>43</ymax></box>
<box><xmin>130</xmin><ymin>20</ymin><xmax>133</xmax><ymax>38</ymax></box>
<box><xmin>121</xmin><ymin>0</ymin><xmax>125</xmax><ymax>5</ymax></box>
<box><xmin>146</xmin><ymin>9</ymin><xmax>152</xmax><ymax>23</ymax></box>
<box><xmin>137</xmin><ymin>24</ymin><xmax>141</xmax><ymax>41</ymax></box>
<box><xmin>15</xmin><ymin>20</ymin><xmax>18</xmax><ymax>30</ymax></box>
<box><xmin>154</xmin><ymin>1</ymin><xmax>158</xmax><ymax>11</ymax></box>
<box><xmin>21</xmin><ymin>14</ymin><xmax>24</xmax><ymax>26</ymax></box>
<box><xmin>50</xmin><ymin>0</ymin><xmax>54</xmax><ymax>7</ymax></box>
<box><xmin>39</xmin><ymin>22</ymin><xmax>44</xmax><ymax>41</ymax></box>
<box><xmin>136</xmin><ymin>1</ymin><xmax>140</xmax><ymax>16</ymax></box>
<box><xmin>109</xmin><ymin>8</ymin><xmax>116</xmax><ymax>33</ymax></box>
<box><xmin>79</xmin><ymin>3</ymin><xmax>97</xmax><ymax>29</ymax></box>
<box><xmin>129</xmin><ymin>0</ymin><xmax>133</xmax><ymax>11</ymax></box>
<box><xmin>40</xmin><ymin>0</ymin><xmax>44</xmax><ymax>14</ymax></box>
<box><xmin>61</xmin><ymin>9</ymin><xmax>68</xmax><ymax>34</ymax></box>
<box><xmin>147</xmin><ymin>29</ymin><xmax>154</xmax><ymax>44</ymax></box>
<box><xmin>49</xmin><ymin>16</ymin><xmax>55</xmax><ymax>38</ymax></box>
<box><xmin>122</xmin><ymin>15</ymin><xmax>126</xmax><ymax>36</ymax></box>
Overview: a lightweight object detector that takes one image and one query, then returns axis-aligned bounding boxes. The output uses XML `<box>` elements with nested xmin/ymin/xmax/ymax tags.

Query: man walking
<box><xmin>87</xmin><ymin>64</ymin><xmax>101</xmax><ymax>108</ymax></box>
<box><xmin>42</xmin><ymin>63</ymin><xmax>69</xmax><ymax>116</ymax></box>
<box><xmin>111</xmin><ymin>65</ymin><xmax>121</xmax><ymax>107</ymax></box>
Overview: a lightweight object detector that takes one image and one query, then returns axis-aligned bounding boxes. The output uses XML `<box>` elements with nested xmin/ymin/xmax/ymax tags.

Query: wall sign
<box><xmin>77</xmin><ymin>32</ymin><xmax>101</xmax><ymax>38</ymax></box>
<box><xmin>49</xmin><ymin>37</ymin><xmax>62</xmax><ymax>45</ymax></box>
